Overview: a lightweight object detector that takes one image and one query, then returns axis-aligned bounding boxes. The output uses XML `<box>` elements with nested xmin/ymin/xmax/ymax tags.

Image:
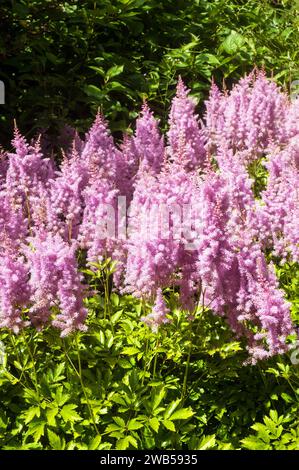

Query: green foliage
<box><xmin>1</xmin><ymin>0</ymin><xmax>299</xmax><ymax>147</ymax></box>
<box><xmin>0</xmin><ymin>269</ymin><xmax>298</xmax><ymax>450</ymax></box>
<box><xmin>241</xmin><ymin>410</ymin><xmax>299</xmax><ymax>450</ymax></box>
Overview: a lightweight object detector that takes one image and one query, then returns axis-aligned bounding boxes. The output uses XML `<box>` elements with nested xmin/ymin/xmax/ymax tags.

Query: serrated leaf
<box><xmin>127</xmin><ymin>419</ymin><xmax>144</xmax><ymax>431</ymax></box>
<box><xmin>116</xmin><ymin>436</ymin><xmax>130</xmax><ymax>450</ymax></box>
<box><xmin>46</xmin><ymin>406</ymin><xmax>59</xmax><ymax>426</ymax></box>
<box><xmin>269</xmin><ymin>409</ymin><xmax>279</xmax><ymax>422</ymax></box>
<box><xmin>149</xmin><ymin>417</ymin><xmax>160</xmax><ymax>433</ymax></box>
<box><xmin>47</xmin><ymin>429</ymin><xmax>63</xmax><ymax>450</ymax></box>
<box><xmin>26</xmin><ymin>420</ymin><xmax>45</xmax><ymax>441</ymax></box>
<box><xmin>60</xmin><ymin>404</ymin><xmax>81</xmax><ymax>423</ymax></box>
<box><xmin>251</xmin><ymin>423</ymin><xmax>270</xmax><ymax>443</ymax></box>
<box><xmin>127</xmin><ymin>435</ymin><xmax>138</xmax><ymax>448</ymax></box>
<box><xmin>263</xmin><ymin>416</ymin><xmax>277</xmax><ymax>435</ymax></box>
<box><xmin>22</xmin><ymin>406</ymin><xmax>40</xmax><ymax>424</ymax></box>
<box><xmin>55</xmin><ymin>387</ymin><xmax>70</xmax><ymax>407</ymax></box>
<box><xmin>113</xmin><ymin>416</ymin><xmax>126</xmax><ymax>428</ymax></box>
<box><xmin>105</xmin><ymin>423</ymin><xmax>123</xmax><ymax>433</ymax></box>
<box><xmin>241</xmin><ymin>436</ymin><xmax>269</xmax><ymax>450</ymax></box>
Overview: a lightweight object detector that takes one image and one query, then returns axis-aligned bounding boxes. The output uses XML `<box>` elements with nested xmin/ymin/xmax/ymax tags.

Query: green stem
<box><xmin>22</xmin><ymin>331</ymin><xmax>40</xmax><ymax>404</ymax></box>
<box><xmin>142</xmin><ymin>336</ymin><xmax>149</xmax><ymax>386</ymax></box>
<box><xmin>181</xmin><ymin>336</ymin><xmax>192</xmax><ymax>400</ymax></box>
<box><xmin>152</xmin><ymin>336</ymin><xmax>160</xmax><ymax>379</ymax></box>
<box><xmin>65</xmin><ymin>336</ymin><xmax>100</xmax><ymax>436</ymax></box>
<box><xmin>9</xmin><ymin>332</ymin><xmax>29</xmax><ymax>387</ymax></box>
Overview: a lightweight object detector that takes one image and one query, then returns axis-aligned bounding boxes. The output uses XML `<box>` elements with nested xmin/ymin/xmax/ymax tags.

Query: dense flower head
<box><xmin>25</xmin><ymin>231</ymin><xmax>87</xmax><ymax>335</ymax></box>
<box><xmin>125</xmin><ymin>162</ymin><xmax>200</xmax><ymax>300</ymax></box>
<box><xmin>133</xmin><ymin>102</ymin><xmax>164</xmax><ymax>174</ymax></box>
<box><xmin>168</xmin><ymin>77</ymin><xmax>207</xmax><ymax>171</ymax></box>
<box><xmin>0</xmin><ymin>253</ymin><xmax>31</xmax><ymax>333</ymax></box>
<box><xmin>81</xmin><ymin>112</ymin><xmax>121</xmax><ymax>182</ymax></box>
<box><xmin>234</xmin><ymin>239</ymin><xmax>294</xmax><ymax>362</ymax></box>
<box><xmin>117</xmin><ymin>134</ymin><xmax>140</xmax><ymax>202</ymax></box>
<box><xmin>50</xmin><ymin>145</ymin><xmax>89</xmax><ymax>240</ymax></box>
<box><xmin>0</xmin><ymin>191</ymin><xmax>28</xmax><ymax>251</ymax></box>
<box><xmin>257</xmin><ymin>138</ymin><xmax>299</xmax><ymax>262</ymax></box>
<box><xmin>205</xmin><ymin>69</ymin><xmax>288</xmax><ymax>162</ymax></box>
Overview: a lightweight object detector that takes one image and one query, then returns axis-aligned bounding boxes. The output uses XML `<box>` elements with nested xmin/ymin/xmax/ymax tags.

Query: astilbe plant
<box><xmin>0</xmin><ymin>69</ymin><xmax>297</xmax><ymax>363</ymax></box>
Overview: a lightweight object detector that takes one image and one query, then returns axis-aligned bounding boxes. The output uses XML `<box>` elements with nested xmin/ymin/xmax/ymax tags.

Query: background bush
<box><xmin>1</xmin><ymin>0</ymin><xmax>299</xmax><ymax>147</ymax></box>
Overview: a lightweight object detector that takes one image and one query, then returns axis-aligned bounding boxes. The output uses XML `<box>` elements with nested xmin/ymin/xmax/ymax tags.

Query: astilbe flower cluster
<box><xmin>0</xmin><ymin>69</ymin><xmax>297</xmax><ymax>363</ymax></box>
<box><xmin>205</xmin><ymin>69</ymin><xmax>289</xmax><ymax>162</ymax></box>
<box><xmin>168</xmin><ymin>77</ymin><xmax>206</xmax><ymax>171</ymax></box>
<box><xmin>25</xmin><ymin>232</ymin><xmax>87</xmax><ymax>335</ymax></box>
<box><xmin>257</xmin><ymin>138</ymin><xmax>299</xmax><ymax>262</ymax></box>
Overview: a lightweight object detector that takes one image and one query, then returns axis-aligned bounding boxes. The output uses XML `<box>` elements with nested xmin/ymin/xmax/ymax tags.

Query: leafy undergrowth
<box><xmin>0</xmin><ymin>285</ymin><xmax>298</xmax><ymax>450</ymax></box>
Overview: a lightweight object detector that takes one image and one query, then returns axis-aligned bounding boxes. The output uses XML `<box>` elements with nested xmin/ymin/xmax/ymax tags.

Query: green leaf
<box><xmin>221</xmin><ymin>30</ymin><xmax>245</xmax><ymax>54</ymax></box>
<box><xmin>47</xmin><ymin>429</ymin><xmax>63</xmax><ymax>450</ymax></box>
<box><xmin>106</xmin><ymin>81</ymin><xmax>127</xmax><ymax>92</ymax></box>
<box><xmin>84</xmin><ymin>84</ymin><xmax>104</xmax><ymax>100</ymax></box>
<box><xmin>22</xmin><ymin>406</ymin><xmax>40</xmax><ymax>424</ymax></box>
<box><xmin>149</xmin><ymin>417</ymin><xmax>160</xmax><ymax>433</ymax></box>
<box><xmin>113</xmin><ymin>416</ymin><xmax>126</xmax><ymax>428</ymax></box>
<box><xmin>263</xmin><ymin>416</ymin><xmax>278</xmax><ymax>435</ymax></box>
<box><xmin>105</xmin><ymin>423</ymin><xmax>123</xmax><ymax>433</ymax></box>
<box><xmin>46</xmin><ymin>406</ymin><xmax>59</xmax><ymax>427</ymax></box>
<box><xmin>26</xmin><ymin>420</ymin><xmax>46</xmax><ymax>441</ymax></box>
<box><xmin>241</xmin><ymin>436</ymin><xmax>269</xmax><ymax>450</ymax></box>
<box><xmin>89</xmin><ymin>435</ymin><xmax>102</xmax><ymax>450</ymax></box>
<box><xmin>164</xmin><ymin>399</ymin><xmax>180</xmax><ymax>419</ymax></box>
<box><xmin>121</xmin><ymin>347</ymin><xmax>140</xmax><ymax>356</ymax></box>
<box><xmin>110</xmin><ymin>293</ymin><xmax>120</xmax><ymax>306</ymax></box>
<box><xmin>116</xmin><ymin>436</ymin><xmax>130</xmax><ymax>450</ymax></box>
<box><xmin>89</xmin><ymin>66</ymin><xmax>105</xmax><ymax>76</ymax></box>
<box><xmin>169</xmin><ymin>407</ymin><xmax>194</xmax><ymax>421</ymax></box>
<box><xmin>162</xmin><ymin>420</ymin><xmax>176</xmax><ymax>432</ymax></box>
<box><xmin>54</xmin><ymin>387</ymin><xmax>70</xmax><ymax>407</ymax></box>
<box><xmin>127</xmin><ymin>435</ymin><xmax>138</xmax><ymax>448</ymax></box>
<box><xmin>196</xmin><ymin>434</ymin><xmax>216</xmax><ymax>450</ymax></box>
<box><xmin>127</xmin><ymin>419</ymin><xmax>144</xmax><ymax>431</ymax></box>
<box><xmin>118</xmin><ymin>359</ymin><xmax>132</xmax><ymax>369</ymax></box>
<box><xmin>152</xmin><ymin>387</ymin><xmax>166</xmax><ymax>411</ymax></box>
<box><xmin>106</xmin><ymin>65</ymin><xmax>124</xmax><ymax>81</ymax></box>
<box><xmin>251</xmin><ymin>423</ymin><xmax>270</xmax><ymax>443</ymax></box>
<box><xmin>60</xmin><ymin>404</ymin><xmax>82</xmax><ymax>423</ymax></box>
